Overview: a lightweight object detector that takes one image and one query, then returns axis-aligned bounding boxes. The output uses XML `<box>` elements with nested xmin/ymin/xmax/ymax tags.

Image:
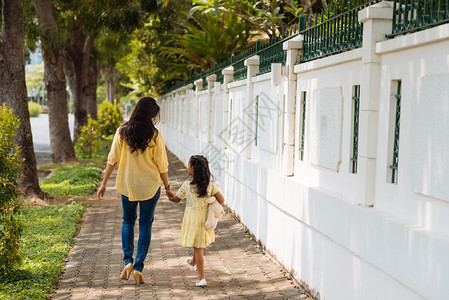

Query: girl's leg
<box><xmin>194</xmin><ymin>247</ymin><xmax>205</xmax><ymax>280</ymax></box>
<box><xmin>121</xmin><ymin>195</ymin><xmax>138</xmax><ymax>266</ymax></box>
<box><xmin>134</xmin><ymin>188</ymin><xmax>160</xmax><ymax>272</ymax></box>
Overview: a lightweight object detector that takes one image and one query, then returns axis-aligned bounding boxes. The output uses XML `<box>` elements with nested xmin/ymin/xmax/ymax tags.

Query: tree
<box><xmin>64</xmin><ymin>20</ymin><xmax>99</xmax><ymax>137</ymax></box>
<box><xmin>164</xmin><ymin>13</ymin><xmax>255</xmax><ymax>70</ymax></box>
<box><xmin>117</xmin><ymin>0</ymin><xmax>256</xmax><ymax>95</ymax></box>
<box><xmin>190</xmin><ymin>0</ymin><xmax>328</xmax><ymax>37</ymax></box>
<box><xmin>0</xmin><ymin>0</ymin><xmax>43</xmax><ymax>197</ymax></box>
<box><xmin>32</xmin><ymin>0</ymin><xmax>76</xmax><ymax>163</ymax></box>
<box><xmin>116</xmin><ymin>0</ymin><xmax>194</xmax><ymax>96</ymax></box>
<box><xmin>96</xmin><ymin>30</ymin><xmax>131</xmax><ymax>103</ymax></box>
<box><xmin>56</xmin><ymin>0</ymin><xmax>146</xmax><ymax>139</ymax></box>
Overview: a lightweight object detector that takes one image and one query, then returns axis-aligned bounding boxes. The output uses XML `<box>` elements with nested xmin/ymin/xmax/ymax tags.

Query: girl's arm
<box><xmin>97</xmin><ymin>163</ymin><xmax>117</xmax><ymax>199</ymax></box>
<box><xmin>214</xmin><ymin>191</ymin><xmax>225</xmax><ymax>205</ymax></box>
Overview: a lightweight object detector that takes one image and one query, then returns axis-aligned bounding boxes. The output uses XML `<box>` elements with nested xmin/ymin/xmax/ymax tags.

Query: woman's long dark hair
<box><xmin>189</xmin><ymin>155</ymin><xmax>211</xmax><ymax>198</ymax></box>
<box><xmin>119</xmin><ymin>97</ymin><xmax>160</xmax><ymax>154</ymax></box>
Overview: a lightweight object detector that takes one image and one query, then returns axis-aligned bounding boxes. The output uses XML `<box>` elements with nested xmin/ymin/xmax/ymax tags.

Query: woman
<box><xmin>97</xmin><ymin>97</ymin><xmax>172</xmax><ymax>285</ymax></box>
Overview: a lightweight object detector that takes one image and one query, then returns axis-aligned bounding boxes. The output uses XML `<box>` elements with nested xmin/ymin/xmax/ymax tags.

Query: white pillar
<box><xmin>358</xmin><ymin>1</ymin><xmax>394</xmax><ymax>206</ymax></box>
<box><xmin>282</xmin><ymin>36</ymin><xmax>303</xmax><ymax>176</ymax></box>
<box><xmin>194</xmin><ymin>79</ymin><xmax>203</xmax><ymax>139</ymax></box>
<box><xmin>175</xmin><ymin>90</ymin><xmax>182</xmax><ymax>132</ymax></box>
<box><xmin>180</xmin><ymin>89</ymin><xmax>185</xmax><ymax>133</ymax></box>
<box><xmin>244</xmin><ymin>55</ymin><xmax>260</xmax><ymax>159</ymax></box>
<box><xmin>169</xmin><ymin>93</ymin><xmax>174</xmax><ymax>128</ymax></box>
<box><xmin>184</xmin><ymin>84</ymin><xmax>193</xmax><ymax>136</ymax></box>
<box><xmin>206</xmin><ymin>74</ymin><xmax>217</xmax><ymax>143</ymax></box>
<box><xmin>222</xmin><ymin>66</ymin><xmax>234</xmax><ymax>148</ymax></box>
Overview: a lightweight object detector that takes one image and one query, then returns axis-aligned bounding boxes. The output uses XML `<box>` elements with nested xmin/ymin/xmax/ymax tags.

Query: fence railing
<box><xmin>163</xmin><ymin>21</ymin><xmax>301</xmax><ymax>94</ymax></box>
<box><xmin>231</xmin><ymin>44</ymin><xmax>258</xmax><ymax>81</ymax></box>
<box><xmin>301</xmin><ymin>0</ymin><xmax>382</xmax><ymax>62</ymax></box>
<box><xmin>389</xmin><ymin>0</ymin><xmax>449</xmax><ymax>36</ymax></box>
<box><xmin>258</xmin><ymin>22</ymin><xmax>304</xmax><ymax>74</ymax></box>
<box><xmin>164</xmin><ymin>0</ymin><xmax>449</xmax><ymax>95</ymax></box>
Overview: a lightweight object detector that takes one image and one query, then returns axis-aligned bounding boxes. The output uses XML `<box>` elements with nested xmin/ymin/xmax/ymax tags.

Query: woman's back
<box><xmin>107</xmin><ymin>128</ymin><xmax>168</xmax><ymax>201</ymax></box>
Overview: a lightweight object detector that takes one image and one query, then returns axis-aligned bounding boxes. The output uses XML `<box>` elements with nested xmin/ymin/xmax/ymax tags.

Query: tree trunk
<box><xmin>86</xmin><ymin>62</ymin><xmax>100</xmax><ymax>119</ymax></box>
<box><xmin>33</xmin><ymin>0</ymin><xmax>76</xmax><ymax>163</ymax></box>
<box><xmin>0</xmin><ymin>0</ymin><xmax>42</xmax><ymax>197</ymax></box>
<box><xmin>102</xmin><ymin>65</ymin><xmax>118</xmax><ymax>103</ymax></box>
<box><xmin>65</xmin><ymin>27</ymin><xmax>98</xmax><ymax>141</ymax></box>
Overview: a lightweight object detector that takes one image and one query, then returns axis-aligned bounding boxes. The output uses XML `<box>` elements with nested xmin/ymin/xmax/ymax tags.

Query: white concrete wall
<box><xmin>158</xmin><ymin>12</ymin><xmax>449</xmax><ymax>300</ymax></box>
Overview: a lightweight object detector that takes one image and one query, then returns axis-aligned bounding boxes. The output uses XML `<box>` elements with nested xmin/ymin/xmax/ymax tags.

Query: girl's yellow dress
<box><xmin>176</xmin><ymin>181</ymin><xmax>219</xmax><ymax>248</ymax></box>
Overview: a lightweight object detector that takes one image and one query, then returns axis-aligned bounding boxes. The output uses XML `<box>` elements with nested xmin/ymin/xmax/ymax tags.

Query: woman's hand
<box><xmin>167</xmin><ymin>194</ymin><xmax>181</xmax><ymax>203</ymax></box>
<box><xmin>166</xmin><ymin>189</ymin><xmax>176</xmax><ymax>198</ymax></box>
<box><xmin>97</xmin><ymin>184</ymin><xmax>107</xmax><ymax>199</ymax></box>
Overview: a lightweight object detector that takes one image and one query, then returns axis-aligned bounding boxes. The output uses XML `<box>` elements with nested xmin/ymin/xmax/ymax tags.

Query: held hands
<box><xmin>165</xmin><ymin>185</ymin><xmax>176</xmax><ymax>198</ymax></box>
<box><xmin>165</xmin><ymin>186</ymin><xmax>180</xmax><ymax>203</ymax></box>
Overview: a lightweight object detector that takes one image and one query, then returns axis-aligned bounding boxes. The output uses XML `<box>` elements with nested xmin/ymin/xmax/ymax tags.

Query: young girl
<box><xmin>167</xmin><ymin>155</ymin><xmax>225</xmax><ymax>287</ymax></box>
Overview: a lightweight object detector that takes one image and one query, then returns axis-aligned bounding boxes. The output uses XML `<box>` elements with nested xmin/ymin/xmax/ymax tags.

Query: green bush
<box><xmin>28</xmin><ymin>102</ymin><xmax>42</xmax><ymax>117</ymax></box>
<box><xmin>41</xmin><ymin>164</ymin><xmax>102</xmax><ymax>197</ymax></box>
<box><xmin>0</xmin><ymin>104</ymin><xmax>23</xmax><ymax>275</ymax></box>
<box><xmin>98</xmin><ymin>99</ymin><xmax>123</xmax><ymax>136</ymax></box>
<box><xmin>0</xmin><ymin>202</ymin><xmax>85</xmax><ymax>299</ymax></box>
<box><xmin>75</xmin><ymin>117</ymin><xmax>101</xmax><ymax>159</ymax></box>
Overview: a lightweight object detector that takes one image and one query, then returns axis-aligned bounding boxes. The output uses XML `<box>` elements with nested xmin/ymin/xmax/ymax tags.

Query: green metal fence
<box><xmin>351</xmin><ymin>85</ymin><xmax>360</xmax><ymax>174</ymax></box>
<box><xmin>299</xmin><ymin>91</ymin><xmax>307</xmax><ymax>161</ymax></box>
<box><xmin>164</xmin><ymin>20</ymin><xmax>301</xmax><ymax>93</ymax></box>
<box><xmin>301</xmin><ymin>0</ymin><xmax>382</xmax><ymax>62</ymax></box>
<box><xmin>390</xmin><ymin>0</ymin><xmax>449</xmax><ymax>36</ymax></box>
<box><xmin>166</xmin><ymin>0</ymin><xmax>415</xmax><ymax>94</ymax></box>
<box><xmin>231</xmin><ymin>44</ymin><xmax>259</xmax><ymax>81</ymax></box>
<box><xmin>390</xmin><ymin>81</ymin><xmax>402</xmax><ymax>184</ymax></box>
<box><xmin>258</xmin><ymin>22</ymin><xmax>303</xmax><ymax>75</ymax></box>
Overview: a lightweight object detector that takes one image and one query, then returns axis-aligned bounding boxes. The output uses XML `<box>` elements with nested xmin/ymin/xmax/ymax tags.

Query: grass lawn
<box><xmin>40</xmin><ymin>164</ymin><xmax>102</xmax><ymax>197</ymax></box>
<box><xmin>39</xmin><ymin>135</ymin><xmax>113</xmax><ymax>198</ymax></box>
<box><xmin>0</xmin><ymin>202</ymin><xmax>86</xmax><ymax>300</ymax></box>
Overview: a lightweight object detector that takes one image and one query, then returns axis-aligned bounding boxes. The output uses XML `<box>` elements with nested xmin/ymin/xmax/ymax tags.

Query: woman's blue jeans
<box><xmin>121</xmin><ymin>188</ymin><xmax>160</xmax><ymax>272</ymax></box>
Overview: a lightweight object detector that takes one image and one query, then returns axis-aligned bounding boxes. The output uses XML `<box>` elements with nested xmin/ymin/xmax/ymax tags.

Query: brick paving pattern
<box><xmin>52</xmin><ymin>151</ymin><xmax>308</xmax><ymax>299</ymax></box>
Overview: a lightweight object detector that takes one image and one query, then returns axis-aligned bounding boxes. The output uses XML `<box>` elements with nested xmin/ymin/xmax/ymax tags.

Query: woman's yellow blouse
<box><xmin>107</xmin><ymin>128</ymin><xmax>168</xmax><ymax>201</ymax></box>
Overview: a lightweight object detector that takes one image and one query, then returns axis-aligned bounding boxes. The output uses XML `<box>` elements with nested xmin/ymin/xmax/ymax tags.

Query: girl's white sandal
<box><xmin>195</xmin><ymin>279</ymin><xmax>207</xmax><ymax>287</ymax></box>
<box><xmin>187</xmin><ymin>258</ymin><xmax>197</xmax><ymax>271</ymax></box>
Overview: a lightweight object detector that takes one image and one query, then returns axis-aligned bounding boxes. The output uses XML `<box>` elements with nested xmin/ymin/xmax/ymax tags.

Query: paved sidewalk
<box><xmin>52</xmin><ymin>151</ymin><xmax>308</xmax><ymax>299</ymax></box>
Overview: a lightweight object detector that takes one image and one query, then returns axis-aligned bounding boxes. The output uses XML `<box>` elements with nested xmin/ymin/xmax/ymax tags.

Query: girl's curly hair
<box><xmin>119</xmin><ymin>97</ymin><xmax>160</xmax><ymax>154</ymax></box>
<box><xmin>189</xmin><ymin>155</ymin><xmax>211</xmax><ymax>198</ymax></box>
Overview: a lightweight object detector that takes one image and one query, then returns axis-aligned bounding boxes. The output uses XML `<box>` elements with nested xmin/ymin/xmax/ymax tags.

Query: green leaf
<box><xmin>188</xmin><ymin>6</ymin><xmax>201</xmax><ymax>19</ymax></box>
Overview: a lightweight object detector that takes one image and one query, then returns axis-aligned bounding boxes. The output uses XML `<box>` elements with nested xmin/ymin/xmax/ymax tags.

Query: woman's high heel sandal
<box><xmin>120</xmin><ymin>263</ymin><xmax>133</xmax><ymax>280</ymax></box>
<box><xmin>133</xmin><ymin>270</ymin><xmax>145</xmax><ymax>285</ymax></box>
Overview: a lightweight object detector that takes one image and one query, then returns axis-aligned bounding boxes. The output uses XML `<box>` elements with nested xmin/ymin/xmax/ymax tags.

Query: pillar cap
<box><xmin>283</xmin><ymin>35</ymin><xmax>303</xmax><ymax>50</ymax></box>
<box><xmin>244</xmin><ymin>55</ymin><xmax>260</xmax><ymax>67</ymax></box>
<box><xmin>222</xmin><ymin>66</ymin><xmax>234</xmax><ymax>75</ymax></box>
<box><xmin>359</xmin><ymin>1</ymin><xmax>394</xmax><ymax>23</ymax></box>
<box><xmin>206</xmin><ymin>74</ymin><xmax>217</xmax><ymax>82</ymax></box>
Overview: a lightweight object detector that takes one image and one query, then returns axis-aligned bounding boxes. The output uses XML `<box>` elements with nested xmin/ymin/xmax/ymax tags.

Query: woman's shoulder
<box><xmin>113</xmin><ymin>127</ymin><xmax>122</xmax><ymax>144</ymax></box>
<box><xmin>115</xmin><ymin>126</ymin><xmax>126</xmax><ymax>139</ymax></box>
<box><xmin>155</xmin><ymin>129</ymin><xmax>164</xmax><ymax>142</ymax></box>
<box><xmin>148</xmin><ymin>129</ymin><xmax>163</xmax><ymax>147</ymax></box>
